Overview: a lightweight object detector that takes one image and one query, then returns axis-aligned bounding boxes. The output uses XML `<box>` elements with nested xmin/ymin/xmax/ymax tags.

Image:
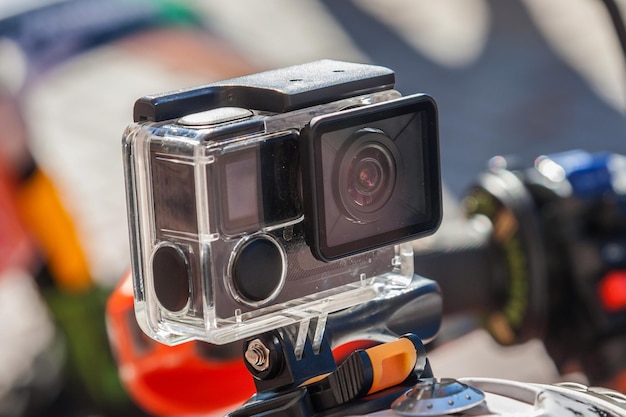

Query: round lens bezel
<box><xmin>227</xmin><ymin>234</ymin><xmax>287</xmax><ymax>307</ymax></box>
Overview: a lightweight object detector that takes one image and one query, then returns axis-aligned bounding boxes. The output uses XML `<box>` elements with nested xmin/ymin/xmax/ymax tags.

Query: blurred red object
<box><xmin>106</xmin><ymin>271</ymin><xmax>256</xmax><ymax>416</ymax></box>
<box><xmin>0</xmin><ymin>160</ymin><xmax>34</xmax><ymax>273</ymax></box>
<box><xmin>106</xmin><ymin>271</ymin><xmax>391</xmax><ymax>416</ymax></box>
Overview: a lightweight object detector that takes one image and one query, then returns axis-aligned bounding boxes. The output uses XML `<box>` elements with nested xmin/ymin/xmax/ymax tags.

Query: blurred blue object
<box><xmin>537</xmin><ymin>150</ymin><xmax>626</xmax><ymax>199</ymax></box>
<box><xmin>0</xmin><ymin>0</ymin><xmax>202</xmax><ymax>92</ymax></box>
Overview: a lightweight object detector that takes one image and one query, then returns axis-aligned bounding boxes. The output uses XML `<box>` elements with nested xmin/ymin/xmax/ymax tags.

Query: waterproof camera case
<box><xmin>123</xmin><ymin>60</ymin><xmax>441</xmax><ymax>346</ymax></box>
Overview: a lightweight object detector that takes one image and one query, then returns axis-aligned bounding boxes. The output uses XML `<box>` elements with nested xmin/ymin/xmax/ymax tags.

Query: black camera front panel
<box><xmin>303</xmin><ymin>94</ymin><xmax>441</xmax><ymax>261</ymax></box>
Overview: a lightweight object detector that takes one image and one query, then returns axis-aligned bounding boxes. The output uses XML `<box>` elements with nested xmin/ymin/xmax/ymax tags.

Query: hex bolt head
<box><xmin>245</xmin><ymin>338</ymin><xmax>271</xmax><ymax>372</ymax></box>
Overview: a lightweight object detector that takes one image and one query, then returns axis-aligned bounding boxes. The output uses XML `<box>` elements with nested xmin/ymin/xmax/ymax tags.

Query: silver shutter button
<box><xmin>178</xmin><ymin>107</ymin><xmax>253</xmax><ymax>127</ymax></box>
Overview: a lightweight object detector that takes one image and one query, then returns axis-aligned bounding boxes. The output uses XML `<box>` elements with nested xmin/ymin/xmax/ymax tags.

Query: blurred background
<box><xmin>0</xmin><ymin>0</ymin><xmax>625</xmax><ymax>416</ymax></box>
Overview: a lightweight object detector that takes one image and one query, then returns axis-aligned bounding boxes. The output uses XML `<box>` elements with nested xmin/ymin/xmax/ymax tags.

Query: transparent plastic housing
<box><xmin>123</xmin><ymin>90</ymin><xmax>423</xmax><ymax>346</ymax></box>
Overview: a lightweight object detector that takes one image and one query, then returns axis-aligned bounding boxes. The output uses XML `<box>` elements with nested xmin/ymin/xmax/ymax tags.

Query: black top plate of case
<box><xmin>133</xmin><ymin>60</ymin><xmax>396</xmax><ymax>122</ymax></box>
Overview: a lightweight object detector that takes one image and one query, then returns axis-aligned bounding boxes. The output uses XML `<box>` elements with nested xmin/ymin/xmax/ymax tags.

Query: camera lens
<box><xmin>337</xmin><ymin>128</ymin><xmax>398</xmax><ymax>221</ymax></box>
<box><xmin>348</xmin><ymin>146</ymin><xmax>392</xmax><ymax>208</ymax></box>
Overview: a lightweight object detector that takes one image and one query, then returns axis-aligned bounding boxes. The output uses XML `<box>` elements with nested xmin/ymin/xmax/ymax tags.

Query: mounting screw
<box><xmin>245</xmin><ymin>338</ymin><xmax>271</xmax><ymax>372</ymax></box>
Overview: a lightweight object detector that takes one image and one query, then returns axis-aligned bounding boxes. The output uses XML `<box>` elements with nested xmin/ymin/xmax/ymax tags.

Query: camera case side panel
<box><xmin>122</xmin><ymin>123</ymin><xmax>148</xmax><ymax>331</ymax></box>
<box><xmin>123</xmin><ymin>122</ymin><xmax>214</xmax><ymax>345</ymax></box>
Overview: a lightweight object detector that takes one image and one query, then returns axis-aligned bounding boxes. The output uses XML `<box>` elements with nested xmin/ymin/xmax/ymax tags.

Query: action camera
<box><xmin>123</xmin><ymin>60</ymin><xmax>441</xmax><ymax>345</ymax></box>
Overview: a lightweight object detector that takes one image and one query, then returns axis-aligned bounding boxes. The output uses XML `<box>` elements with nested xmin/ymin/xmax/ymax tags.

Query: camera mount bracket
<box><xmin>232</xmin><ymin>329</ymin><xmax>431</xmax><ymax>417</ymax></box>
<box><xmin>133</xmin><ymin>60</ymin><xmax>396</xmax><ymax>122</ymax></box>
<box><xmin>227</xmin><ymin>274</ymin><xmax>445</xmax><ymax>417</ymax></box>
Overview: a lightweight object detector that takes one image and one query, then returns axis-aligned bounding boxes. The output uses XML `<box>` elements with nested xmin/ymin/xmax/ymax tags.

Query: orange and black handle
<box><xmin>306</xmin><ymin>334</ymin><xmax>429</xmax><ymax>412</ymax></box>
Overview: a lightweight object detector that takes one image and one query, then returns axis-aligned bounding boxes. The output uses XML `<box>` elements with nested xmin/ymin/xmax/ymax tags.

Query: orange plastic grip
<box><xmin>365</xmin><ymin>337</ymin><xmax>418</xmax><ymax>394</ymax></box>
<box><xmin>16</xmin><ymin>168</ymin><xmax>92</xmax><ymax>292</ymax></box>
